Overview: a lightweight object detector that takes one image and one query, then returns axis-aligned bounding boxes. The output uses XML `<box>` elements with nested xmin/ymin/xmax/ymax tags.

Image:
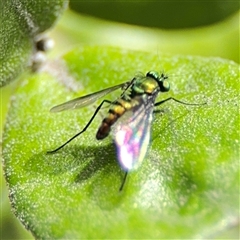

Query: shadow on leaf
<box><xmin>25</xmin><ymin>142</ymin><xmax>124</xmax><ymax>186</ymax></box>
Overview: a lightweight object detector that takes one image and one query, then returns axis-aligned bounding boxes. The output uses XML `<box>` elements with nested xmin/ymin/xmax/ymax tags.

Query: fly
<box><xmin>48</xmin><ymin>71</ymin><xmax>204</xmax><ymax>190</ymax></box>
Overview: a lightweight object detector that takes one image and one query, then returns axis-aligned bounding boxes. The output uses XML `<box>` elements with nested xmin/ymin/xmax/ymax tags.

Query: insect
<box><xmin>48</xmin><ymin>71</ymin><xmax>203</xmax><ymax>190</ymax></box>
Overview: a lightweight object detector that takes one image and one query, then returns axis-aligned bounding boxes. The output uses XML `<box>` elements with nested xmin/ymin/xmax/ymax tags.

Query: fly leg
<box><xmin>119</xmin><ymin>171</ymin><xmax>128</xmax><ymax>191</ymax></box>
<box><xmin>155</xmin><ymin>97</ymin><xmax>206</xmax><ymax>107</ymax></box>
<box><xmin>47</xmin><ymin>99</ymin><xmax>112</xmax><ymax>153</ymax></box>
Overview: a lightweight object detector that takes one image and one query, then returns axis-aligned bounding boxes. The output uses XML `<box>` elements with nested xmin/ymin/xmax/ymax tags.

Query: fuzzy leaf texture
<box><xmin>2</xmin><ymin>46</ymin><xmax>239</xmax><ymax>239</ymax></box>
<box><xmin>0</xmin><ymin>0</ymin><xmax>68</xmax><ymax>87</ymax></box>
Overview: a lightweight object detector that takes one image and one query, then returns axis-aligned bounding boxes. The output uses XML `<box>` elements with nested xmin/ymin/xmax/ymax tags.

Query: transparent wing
<box><xmin>50</xmin><ymin>81</ymin><xmax>131</xmax><ymax>112</ymax></box>
<box><xmin>113</xmin><ymin>96</ymin><xmax>155</xmax><ymax>171</ymax></box>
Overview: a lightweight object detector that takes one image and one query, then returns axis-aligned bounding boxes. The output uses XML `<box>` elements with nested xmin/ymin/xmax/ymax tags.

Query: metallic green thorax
<box><xmin>131</xmin><ymin>71</ymin><xmax>170</xmax><ymax>96</ymax></box>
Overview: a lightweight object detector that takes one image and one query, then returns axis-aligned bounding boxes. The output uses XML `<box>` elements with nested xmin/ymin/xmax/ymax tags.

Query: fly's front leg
<box><xmin>154</xmin><ymin>97</ymin><xmax>207</xmax><ymax>107</ymax></box>
<box><xmin>47</xmin><ymin>99</ymin><xmax>112</xmax><ymax>153</ymax></box>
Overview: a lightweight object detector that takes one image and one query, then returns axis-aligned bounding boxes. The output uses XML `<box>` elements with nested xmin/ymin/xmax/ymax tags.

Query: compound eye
<box><xmin>161</xmin><ymin>80</ymin><xmax>170</xmax><ymax>92</ymax></box>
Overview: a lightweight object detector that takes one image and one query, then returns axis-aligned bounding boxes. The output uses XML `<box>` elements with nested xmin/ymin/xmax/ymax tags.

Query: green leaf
<box><xmin>3</xmin><ymin>46</ymin><xmax>239</xmax><ymax>239</ymax></box>
<box><xmin>70</xmin><ymin>1</ymin><xmax>239</xmax><ymax>29</ymax></box>
<box><xmin>0</xmin><ymin>0</ymin><xmax>68</xmax><ymax>87</ymax></box>
<box><xmin>52</xmin><ymin>9</ymin><xmax>239</xmax><ymax>63</ymax></box>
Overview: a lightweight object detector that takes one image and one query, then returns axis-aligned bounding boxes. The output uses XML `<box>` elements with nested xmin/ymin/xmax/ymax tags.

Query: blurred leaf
<box><xmin>51</xmin><ymin>10</ymin><xmax>239</xmax><ymax>62</ymax></box>
<box><xmin>0</xmin><ymin>0</ymin><xmax>68</xmax><ymax>87</ymax></box>
<box><xmin>2</xmin><ymin>46</ymin><xmax>239</xmax><ymax>239</ymax></box>
<box><xmin>1</xmin><ymin>179</ymin><xmax>33</xmax><ymax>239</ymax></box>
<box><xmin>70</xmin><ymin>1</ymin><xmax>239</xmax><ymax>29</ymax></box>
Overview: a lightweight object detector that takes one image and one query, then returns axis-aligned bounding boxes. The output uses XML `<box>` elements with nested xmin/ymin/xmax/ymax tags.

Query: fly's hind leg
<box><xmin>119</xmin><ymin>171</ymin><xmax>128</xmax><ymax>191</ymax></box>
<box><xmin>47</xmin><ymin>99</ymin><xmax>112</xmax><ymax>153</ymax></box>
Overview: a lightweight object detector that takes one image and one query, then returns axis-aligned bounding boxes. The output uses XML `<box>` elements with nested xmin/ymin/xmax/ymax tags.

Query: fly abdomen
<box><xmin>96</xmin><ymin>103</ymin><xmax>126</xmax><ymax>140</ymax></box>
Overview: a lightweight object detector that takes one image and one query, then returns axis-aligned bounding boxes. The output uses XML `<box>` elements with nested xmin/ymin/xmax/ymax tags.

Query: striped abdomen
<box><xmin>96</xmin><ymin>99</ymin><xmax>134</xmax><ymax>140</ymax></box>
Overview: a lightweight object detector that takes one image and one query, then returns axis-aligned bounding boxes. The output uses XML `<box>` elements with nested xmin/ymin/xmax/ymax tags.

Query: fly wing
<box><xmin>50</xmin><ymin>81</ymin><xmax>131</xmax><ymax>112</ymax></box>
<box><xmin>113</xmin><ymin>96</ymin><xmax>155</xmax><ymax>171</ymax></box>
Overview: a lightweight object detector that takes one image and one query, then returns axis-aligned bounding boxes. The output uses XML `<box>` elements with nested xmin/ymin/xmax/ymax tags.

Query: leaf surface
<box><xmin>3</xmin><ymin>46</ymin><xmax>239</xmax><ymax>239</ymax></box>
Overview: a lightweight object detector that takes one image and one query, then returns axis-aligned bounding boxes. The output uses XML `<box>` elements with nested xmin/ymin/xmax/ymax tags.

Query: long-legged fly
<box><xmin>48</xmin><ymin>71</ymin><xmax>205</xmax><ymax>190</ymax></box>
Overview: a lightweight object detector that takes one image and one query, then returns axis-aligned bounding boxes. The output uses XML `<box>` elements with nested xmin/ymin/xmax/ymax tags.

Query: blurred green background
<box><xmin>70</xmin><ymin>1</ymin><xmax>239</xmax><ymax>29</ymax></box>
<box><xmin>1</xmin><ymin>1</ymin><xmax>239</xmax><ymax>239</ymax></box>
